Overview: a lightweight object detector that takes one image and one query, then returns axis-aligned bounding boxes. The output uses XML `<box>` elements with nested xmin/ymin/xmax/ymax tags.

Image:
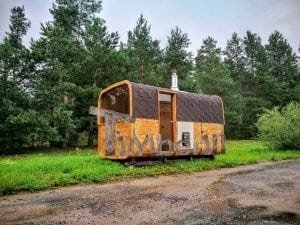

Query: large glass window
<box><xmin>101</xmin><ymin>84</ymin><xmax>129</xmax><ymax>114</ymax></box>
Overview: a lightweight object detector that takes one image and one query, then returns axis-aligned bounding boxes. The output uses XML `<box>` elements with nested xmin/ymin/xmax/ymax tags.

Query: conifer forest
<box><xmin>1</xmin><ymin>0</ymin><xmax>299</xmax><ymax>153</ymax></box>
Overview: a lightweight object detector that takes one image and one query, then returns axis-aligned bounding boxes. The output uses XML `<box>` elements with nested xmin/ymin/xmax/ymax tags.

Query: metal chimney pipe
<box><xmin>171</xmin><ymin>70</ymin><xmax>179</xmax><ymax>91</ymax></box>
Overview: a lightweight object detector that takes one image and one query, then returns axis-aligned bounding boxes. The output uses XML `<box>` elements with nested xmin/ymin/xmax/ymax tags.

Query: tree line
<box><xmin>0</xmin><ymin>0</ymin><xmax>299</xmax><ymax>153</ymax></box>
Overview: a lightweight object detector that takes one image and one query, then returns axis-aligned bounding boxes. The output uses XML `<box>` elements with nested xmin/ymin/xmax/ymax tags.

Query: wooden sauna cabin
<box><xmin>94</xmin><ymin>79</ymin><xmax>225</xmax><ymax>162</ymax></box>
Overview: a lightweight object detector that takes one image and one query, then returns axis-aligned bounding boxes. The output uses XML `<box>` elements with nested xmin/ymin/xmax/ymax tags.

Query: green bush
<box><xmin>256</xmin><ymin>102</ymin><xmax>300</xmax><ymax>150</ymax></box>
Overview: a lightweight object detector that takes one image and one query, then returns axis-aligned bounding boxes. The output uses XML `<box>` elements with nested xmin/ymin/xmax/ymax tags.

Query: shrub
<box><xmin>256</xmin><ymin>102</ymin><xmax>300</xmax><ymax>150</ymax></box>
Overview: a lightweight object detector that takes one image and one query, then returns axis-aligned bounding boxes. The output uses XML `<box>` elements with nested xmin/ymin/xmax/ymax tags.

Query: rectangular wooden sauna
<box><xmin>97</xmin><ymin>80</ymin><xmax>225</xmax><ymax>160</ymax></box>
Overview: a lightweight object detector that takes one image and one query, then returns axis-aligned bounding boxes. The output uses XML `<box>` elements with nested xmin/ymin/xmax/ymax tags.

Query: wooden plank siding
<box><xmin>115</xmin><ymin>122</ymin><xmax>132</xmax><ymax>157</ymax></box>
<box><xmin>194</xmin><ymin>123</ymin><xmax>224</xmax><ymax>154</ymax></box>
<box><xmin>99</xmin><ymin>121</ymin><xmax>224</xmax><ymax>159</ymax></box>
<box><xmin>98</xmin><ymin>123</ymin><xmax>105</xmax><ymax>156</ymax></box>
<box><xmin>133</xmin><ymin>119</ymin><xmax>160</xmax><ymax>156</ymax></box>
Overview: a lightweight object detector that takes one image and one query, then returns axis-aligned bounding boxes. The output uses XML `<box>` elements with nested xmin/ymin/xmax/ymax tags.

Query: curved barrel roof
<box><xmin>130</xmin><ymin>82</ymin><xmax>224</xmax><ymax>124</ymax></box>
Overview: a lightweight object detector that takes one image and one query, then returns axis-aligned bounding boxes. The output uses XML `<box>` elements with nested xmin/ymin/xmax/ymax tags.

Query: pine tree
<box><xmin>242</xmin><ymin>31</ymin><xmax>272</xmax><ymax>137</ymax></box>
<box><xmin>50</xmin><ymin>0</ymin><xmax>102</xmax><ymax>40</ymax></box>
<box><xmin>31</xmin><ymin>0</ymin><xmax>123</xmax><ymax>147</ymax></box>
<box><xmin>195</xmin><ymin>37</ymin><xmax>233</xmax><ymax>96</ymax></box>
<box><xmin>78</xmin><ymin>14</ymin><xmax>121</xmax><ymax>147</ymax></box>
<box><xmin>164</xmin><ymin>26</ymin><xmax>194</xmax><ymax>90</ymax></box>
<box><xmin>195</xmin><ymin>37</ymin><xmax>236</xmax><ymax>137</ymax></box>
<box><xmin>31</xmin><ymin>0</ymin><xmax>93</xmax><ymax>147</ymax></box>
<box><xmin>265</xmin><ymin>31</ymin><xmax>299</xmax><ymax>104</ymax></box>
<box><xmin>126</xmin><ymin>14</ymin><xmax>163</xmax><ymax>85</ymax></box>
<box><xmin>6</xmin><ymin>6</ymin><xmax>31</xmax><ymax>48</ymax></box>
<box><xmin>224</xmin><ymin>33</ymin><xmax>246</xmax><ymax>138</ymax></box>
<box><xmin>0</xmin><ymin>6</ymin><xmax>35</xmax><ymax>152</ymax></box>
<box><xmin>224</xmin><ymin>33</ymin><xmax>246</xmax><ymax>95</ymax></box>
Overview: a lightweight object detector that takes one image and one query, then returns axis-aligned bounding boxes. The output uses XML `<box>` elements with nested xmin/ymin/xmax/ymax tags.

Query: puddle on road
<box><xmin>260</xmin><ymin>211</ymin><xmax>300</xmax><ymax>225</ymax></box>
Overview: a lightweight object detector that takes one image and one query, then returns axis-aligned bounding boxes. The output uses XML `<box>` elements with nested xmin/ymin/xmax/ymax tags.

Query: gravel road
<box><xmin>0</xmin><ymin>160</ymin><xmax>299</xmax><ymax>225</ymax></box>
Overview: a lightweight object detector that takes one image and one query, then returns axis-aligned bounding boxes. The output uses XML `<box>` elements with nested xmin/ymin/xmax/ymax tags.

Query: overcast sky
<box><xmin>0</xmin><ymin>0</ymin><xmax>299</xmax><ymax>56</ymax></box>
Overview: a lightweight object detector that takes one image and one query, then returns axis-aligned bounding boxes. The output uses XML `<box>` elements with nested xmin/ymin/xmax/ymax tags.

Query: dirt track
<box><xmin>0</xmin><ymin>160</ymin><xmax>299</xmax><ymax>225</ymax></box>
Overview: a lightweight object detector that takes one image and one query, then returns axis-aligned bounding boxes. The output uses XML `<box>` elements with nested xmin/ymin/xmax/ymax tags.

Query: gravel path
<box><xmin>0</xmin><ymin>160</ymin><xmax>299</xmax><ymax>225</ymax></box>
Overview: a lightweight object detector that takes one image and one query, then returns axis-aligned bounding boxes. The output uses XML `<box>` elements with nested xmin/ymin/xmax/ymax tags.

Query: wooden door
<box><xmin>159</xmin><ymin>93</ymin><xmax>174</xmax><ymax>150</ymax></box>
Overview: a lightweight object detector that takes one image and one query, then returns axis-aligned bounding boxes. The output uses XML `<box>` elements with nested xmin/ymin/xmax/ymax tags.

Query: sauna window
<box><xmin>101</xmin><ymin>84</ymin><xmax>129</xmax><ymax>114</ymax></box>
<box><xmin>159</xmin><ymin>94</ymin><xmax>171</xmax><ymax>102</ymax></box>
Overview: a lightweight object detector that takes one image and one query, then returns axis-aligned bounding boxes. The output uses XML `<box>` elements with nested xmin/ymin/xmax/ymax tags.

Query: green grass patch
<box><xmin>0</xmin><ymin>140</ymin><xmax>299</xmax><ymax>195</ymax></box>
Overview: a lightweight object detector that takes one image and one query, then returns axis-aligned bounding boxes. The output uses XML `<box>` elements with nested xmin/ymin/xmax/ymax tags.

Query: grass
<box><xmin>0</xmin><ymin>140</ymin><xmax>299</xmax><ymax>195</ymax></box>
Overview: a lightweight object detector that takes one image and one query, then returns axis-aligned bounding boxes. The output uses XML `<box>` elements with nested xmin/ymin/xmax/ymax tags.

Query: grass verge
<box><xmin>0</xmin><ymin>140</ymin><xmax>299</xmax><ymax>195</ymax></box>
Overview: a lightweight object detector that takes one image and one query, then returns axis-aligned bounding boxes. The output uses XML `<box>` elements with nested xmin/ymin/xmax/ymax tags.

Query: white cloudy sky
<box><xmin>0</xmin><ymin>0</ymin><xmax>299</xmax><ymax>56</ymax></box>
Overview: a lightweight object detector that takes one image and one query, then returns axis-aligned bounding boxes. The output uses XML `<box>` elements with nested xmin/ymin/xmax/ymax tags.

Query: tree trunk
<box><xmin>87</xmin><ymin>116</ymin><xmax>94</xmax><ymax>147</ymax></box>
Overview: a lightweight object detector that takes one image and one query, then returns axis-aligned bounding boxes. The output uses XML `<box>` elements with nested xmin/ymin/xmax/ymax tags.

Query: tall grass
<box><xmin>0</xmin><ymin>140</ymin><xmax>299</xmax><ymax>195</ymax></box>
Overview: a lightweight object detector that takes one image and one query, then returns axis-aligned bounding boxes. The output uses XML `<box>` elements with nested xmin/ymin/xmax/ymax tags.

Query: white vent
<box><xmin>171</xmin><ymin>71</ymin><xmax>179</xmax><ymax>91</ymax></box>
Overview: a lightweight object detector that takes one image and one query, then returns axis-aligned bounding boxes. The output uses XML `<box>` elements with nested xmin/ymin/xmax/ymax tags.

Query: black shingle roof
<box><xmin>131</xmin><ymin>82</ymin><xmax>224</xmax><ymax>124</ymax></box>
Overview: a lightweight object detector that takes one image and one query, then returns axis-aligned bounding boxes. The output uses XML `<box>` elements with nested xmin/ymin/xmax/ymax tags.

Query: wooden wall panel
<box><xmin>194</xmin><ymin>123</ymin><xmax>202</xmax><ymax>153</ymax></box>
<box><xmin>98</xmin><ymin>122</ymin><xmax>132</xmax><ymax>158</ymax></box>
<box><xmin>115</xmin><ymin>122</ymin><xmax>132</xmax><ymax>157</ymax></box>
<box><xmin>134</xmin><ymin>119</ymin><xmax>160</xmax><ymax>135</ymax></box>
<box><xmin>98</xmin><ymin>124</ymin><xmax>106</xmax><ymax>156</ymax></box>
<box><xmin>133</xmin><ymin>119</ymin><xmax>160</xmax><ymax>155</ymax></box>
<box><xmin>193</xmin><ymin>122</ymin><xmax>224</xmax><ymax>154</ymax></box>
<box><xmin>99</xmin><ymin>119</ymin><xmax>224</xmax><ymax>159</ymax></box>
